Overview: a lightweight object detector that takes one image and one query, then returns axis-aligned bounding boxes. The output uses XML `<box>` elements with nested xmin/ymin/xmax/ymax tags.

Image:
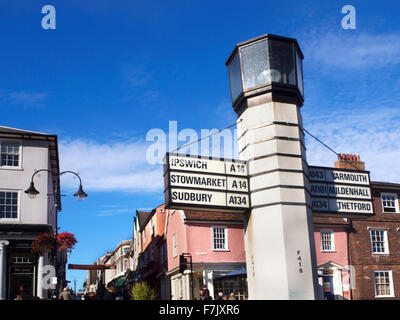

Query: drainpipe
<box><xmin>347</xmin><ymin>218</ymin><xmax>353</xmax><ymax>300</ymax></box>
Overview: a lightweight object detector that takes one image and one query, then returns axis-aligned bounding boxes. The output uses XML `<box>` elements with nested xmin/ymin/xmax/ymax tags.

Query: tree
<box><xmin>130</xmin><ymin>282</ymin><xmax>157</xmax><ymax>300</ymax></box>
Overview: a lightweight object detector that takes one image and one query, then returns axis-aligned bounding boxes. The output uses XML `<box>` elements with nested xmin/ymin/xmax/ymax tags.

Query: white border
<box><xmin>369</xmin><ymin>228</ymin><xmax>389</xmax><ymax>255</ymax></box>
<box><xmin>320</xmin><ymin>229</ymin><xmax>335</xmax><ymax>252</ymax></box>
<box><xmin>211</xmin><ymin>225</ymin><xmax>229</xmax><ymax>251</ymax></box>
<box><xmin>373</xmin><ymin>270</ymin><xmax>394</xmax><ymax>298</ymax></box>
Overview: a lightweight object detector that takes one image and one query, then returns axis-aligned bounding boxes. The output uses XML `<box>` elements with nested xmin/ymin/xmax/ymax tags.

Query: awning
<box><xmin>215</xmin><ymin>268</ymin><xmax>247</xmax><ymax>279</ymax></box>
<box><xmin>113</xmin><ymin>276</ymin><xmax>126</xmax><ymax>287</ymax></box>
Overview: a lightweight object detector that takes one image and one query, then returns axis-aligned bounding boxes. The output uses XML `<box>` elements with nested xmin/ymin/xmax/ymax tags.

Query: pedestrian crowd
<box><xmin>199</xmin><ymin>284</ymin><xmax>238</xmax><ymax>301</ymax></box>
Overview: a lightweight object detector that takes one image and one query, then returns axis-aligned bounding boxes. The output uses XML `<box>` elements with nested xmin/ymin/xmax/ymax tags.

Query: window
<box><xmin>123</xmin><ymin>258</ymin><xmax>128</xmax><ymax>271</ymax></box>
<box><xmin>150</xmin><ymin>220</ymin><xmax>154</xmax><ymax>236</ymax></box>
<box><xmin>212</xmin><ymin>226</ymin><xmax>228</xmax><ymax>250</ymax></box>
<box><xmin>160</xmin><ymin>243</ymin><xmax>164</xmax><ymax>262</ymax></box>
<box><xmin>374</xmin><ymin>271</ymin><xmax>394</xmax><ymax>297</ymax></box>
<box><xmin>370</xmin><ymin>229</ymin><xmax>389</xmax><ymax>254</ymax></box>
<box><xmin>172</xmin><ymin>234</ymin><xmax>177</xmax><ymax>257</ymax></box>
<box><xmin>12</xmin><ymin>256</ymin><xmax>32</xmax><ymax>264</ymax></box>
<box><xmin>0</xmin><ymin>142</ymin><xmax>20</xmax><ymax>167</ymax></box>
<box><xmin>320</xmin><ymin>230</ymin><xmax>334</xmax><ymax>252</ymax></box>
<box><xmin>381</xmin><ymin>193</ymin><xmax>399</xmax><ymax>213</ymax></box>
<box><xmin>0</xmin><ymin>191</ymin><xmax>18</xmax><ymax>219</ymax></box>
<box><xmin>123</xmin><ymin>247</ymin><xmax>129</xmax><ymax>255</ymax></box>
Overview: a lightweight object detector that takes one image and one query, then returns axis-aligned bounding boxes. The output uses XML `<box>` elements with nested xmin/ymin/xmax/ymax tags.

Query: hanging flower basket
<box><xmin>31</xmin><ymin>232</ymin><xmax>55</xmax><ymax>255</ymax></box>
<box><xmin>57</xmin><ymin>232</ymin><xmax>77</xmax><ymax>253</ymax></box>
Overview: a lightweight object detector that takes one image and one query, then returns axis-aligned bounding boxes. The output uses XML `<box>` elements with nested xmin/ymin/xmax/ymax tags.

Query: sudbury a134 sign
<box><xmin>308</xmin><ymin>166</ymin><xmax>374</xmax><ymax>216</ymax></box>
<box><xmin>164</xmin><ymin>153</ymin><xmax>250</xmax><ymax>212</ymax></box>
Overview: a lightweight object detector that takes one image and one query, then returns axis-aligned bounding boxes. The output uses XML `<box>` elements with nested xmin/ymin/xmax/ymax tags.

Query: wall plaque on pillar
<box><xmin>226</xmin><ymin>34</ymin><xmax>318</xmax><ymax>300</ymax></box>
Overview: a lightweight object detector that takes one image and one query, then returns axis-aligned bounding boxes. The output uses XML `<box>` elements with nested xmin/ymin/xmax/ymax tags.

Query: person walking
<box><xmin>200</xmin><ymin>285</ymin><xmax>212</xmax><ymax>300</ymax></box>
<box><xmin>59</xmin><ymin>286</ymin><xmax>71</xmax><ymax>300</ymax></box>
<box><xmin>216</xmin><ymin>292</ymin><xmax>224</xmax><ymax>300</ymax></box>
<box><xmin>228</xmin><ymin>292</ymin><xmax>237</xmax><ymax>300</ymax></box>
<box><xmin>102</xmin><ymin>284</ymin><xmax>117</xmax><ymax>300</ymax></box>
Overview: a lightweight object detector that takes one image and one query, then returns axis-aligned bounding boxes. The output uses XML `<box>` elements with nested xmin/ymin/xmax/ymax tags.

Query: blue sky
<box><xmin>1</xmin><ymin>0</ymin><xmax>400</xmax><ymax>290</ymax></box>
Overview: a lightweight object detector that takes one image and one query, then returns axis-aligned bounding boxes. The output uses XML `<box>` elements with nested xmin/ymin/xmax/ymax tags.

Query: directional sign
<box><xmin>164</xmin><ymin>153</ymin><xmax>250</xmax><ymax>212</ymax></box>
<box><xmin>310</xmin><ymin>183</ymin><xmax>371</xmax><ymax>199</ymax></box>
<box><xmin>167</xmin><ymin>171</ymin><xmax>249</xmax><ymax>192</ymax></box>
<box><xmin>309</xmin><ymin>166</ymin><xmax>373</xmax><ymax>216</ymax></box>
<box><xmin>165</xmin><ymin>154</ymin><xmax>248</xmax><ymax>176</ymax></box>
<box><xmin>308</xmin><ymin>167</ymin><xmax>370</xmax><ymax>185</ymax></box>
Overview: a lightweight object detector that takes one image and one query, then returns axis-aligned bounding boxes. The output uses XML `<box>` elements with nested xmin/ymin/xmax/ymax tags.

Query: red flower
<box><xmin>31</xmin><ymin>233</ymin><xmax>55</xmax><ymax>254</ymax></box>
<box><xmin>57</xmin><ymin>232</ymin><xmax>77</xmax><ymax>252</ymax></box>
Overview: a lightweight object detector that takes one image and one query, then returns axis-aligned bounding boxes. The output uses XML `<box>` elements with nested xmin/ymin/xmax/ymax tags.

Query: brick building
<box><xmin>313</xmin><ymin>154</ymin><xmax>400</xmax><ymax>300</ymax></box>
<box><xmin>138</xmin><ymin>204</ymin><xmax>168</xmax><ymax>299</ymax></box>
<box><xmin>350</xmin><ymin>181</ymin><xmax>400</xmax><ymax>299</ymax></box>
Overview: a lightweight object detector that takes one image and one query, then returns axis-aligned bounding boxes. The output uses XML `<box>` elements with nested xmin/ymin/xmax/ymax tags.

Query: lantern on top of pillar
<box><xmin>226</xmin><ymin>34</ymin><xmax>304</xmax><ymax>116</ymax></box>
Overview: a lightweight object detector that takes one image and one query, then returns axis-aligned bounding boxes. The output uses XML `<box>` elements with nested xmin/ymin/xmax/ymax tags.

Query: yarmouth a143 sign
<box><xmin>309</xmin><ymin>166</ymin><xmax>374</xmax><ymax>216</ymax></box>
<box><xmin>163</xmin><ymin>153</ymin><xmax>250</xmax><ymax>212</ymax></box>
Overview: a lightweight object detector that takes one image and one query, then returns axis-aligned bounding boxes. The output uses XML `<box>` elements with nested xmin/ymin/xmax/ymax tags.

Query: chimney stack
<box><xmin>334</xmin><ymin>153</ymin><xmax>365</xmax><ymax>170</ymax></box>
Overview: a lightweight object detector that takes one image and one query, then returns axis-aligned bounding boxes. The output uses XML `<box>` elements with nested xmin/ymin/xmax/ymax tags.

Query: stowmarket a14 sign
<box><xmin>163</xmin><ymin>153</ymin><xmax>250</xmax><ymax>213</ymax></box>
<box><xmin>308</xmin><ymin>166</ymin><xmax>374</xmax><ymax>216</ymax></box>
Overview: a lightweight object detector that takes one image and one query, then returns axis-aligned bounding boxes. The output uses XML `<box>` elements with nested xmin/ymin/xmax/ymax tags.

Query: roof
<box><xmin>0</xmin><ymin>126</ymin><xmax>48</xmax><ymax>135</ymax></box>
<box><xmin>226</xmin><ymin>33</ymin><xmax>304</xmax><ymax>66</ymax></box>
<box><xmin>136</xmin><ymin>210</ymin><xmax>152</xmax><ymax>230</ymax></box>
<box><xmin>0</xmin><ymin>125</ymin><xmax>61</xmax><ymax>211</ymax></box>
<box><xmin>136</xmin><ymin>203</ymin><xmax>166</xmax><ymax>231</ymax></box>
<box><xmin>371</xmin><ymin>181</ymin><xmax>400</xmax><ymax>190</ymax></box>
<box><xmin>183</xmin><ymin>210</ymin><xmax>245</xmax><ymax>223</ymax></box>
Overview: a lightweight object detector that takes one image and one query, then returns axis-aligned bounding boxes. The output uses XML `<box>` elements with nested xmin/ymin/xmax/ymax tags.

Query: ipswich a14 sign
<box><xmin>163</xmin><ymin>153</ymin><xmax>250</xmax><ymax>213</ymax></box>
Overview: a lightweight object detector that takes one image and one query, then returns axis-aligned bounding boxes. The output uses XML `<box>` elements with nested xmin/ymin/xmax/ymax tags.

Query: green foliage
<box><xmin>130</xmin><ymin>282</ymin><xmax>157</xmax><ymax>300</ymax></box>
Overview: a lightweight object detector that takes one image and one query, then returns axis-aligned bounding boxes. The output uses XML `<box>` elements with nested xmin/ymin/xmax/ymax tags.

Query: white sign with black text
<box><xmin>164</xmin><ymin>153</ymin><xmax>250</xmax><ymax>212</ymax></box>
<box><xmin>309</xmin><ymin>166</ymin><xmax>373</xmax><ymax>216</ymax></box>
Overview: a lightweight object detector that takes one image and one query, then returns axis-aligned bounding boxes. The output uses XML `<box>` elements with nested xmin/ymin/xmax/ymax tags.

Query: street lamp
<box><xmin>226</xmin><ymin>34</ymin><xmax>304</xmax><ymax>115</ymax></box>
<box><xmin>24</xmin><ymin>169</ymin><xmax>88</xmax><ymax>201</ymax></box>
<box><xmin>24</xmin><ymin>169</ymin><xmax>87</xmax><ymax>298</ymax></box>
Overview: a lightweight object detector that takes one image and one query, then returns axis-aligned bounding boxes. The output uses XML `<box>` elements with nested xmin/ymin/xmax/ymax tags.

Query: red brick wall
<box><xmin>349</xmin><ymin>185</ymin><xmax>400</xmax><ymax>299</ymax></box>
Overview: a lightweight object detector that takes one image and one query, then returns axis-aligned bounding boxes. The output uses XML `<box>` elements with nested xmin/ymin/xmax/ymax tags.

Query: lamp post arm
<box><xmin>31</xmin><ymin>169</ymin><xmax>83</xmax><ymax>185</ymax></box>
<box><xmin>30</xmin><ymin>169</ymin><xmax>52</xmax><ymax>183</ymax></box>
<box><xmin>59</xmin><ymin>171</ymin><xmax>83</xmax><ymax>185</ymax></box>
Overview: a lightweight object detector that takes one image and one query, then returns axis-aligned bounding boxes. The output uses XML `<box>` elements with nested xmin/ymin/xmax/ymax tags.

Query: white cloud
<box><xmin>7</xmin><ymin>91</ymin><xmax>47</xmax><ymax>107</ymax></box>
<box><xmin>305</xmin><ymin>106</ymin><xmax>400</xmax><ymax>184</ymax></box>
<box><xmin>58</xmin><ymin>139</ymin><xmax>163</xmax><ymax>193</ymax></box>
<box><xmin>303</xmin><ymin>32</ymin><xmax>400</xmax><ymax>70</ymax></box>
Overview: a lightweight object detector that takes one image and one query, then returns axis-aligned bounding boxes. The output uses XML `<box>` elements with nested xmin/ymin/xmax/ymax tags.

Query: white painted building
<box><xmin>94</xmin><ymin>240</ymin><xmax>132</xmax><ymax>291</ymax></box>
<box><xmin>0</xmin><ymin>126</ymin><xmax>63</xmax><ymax>300</ymax></box>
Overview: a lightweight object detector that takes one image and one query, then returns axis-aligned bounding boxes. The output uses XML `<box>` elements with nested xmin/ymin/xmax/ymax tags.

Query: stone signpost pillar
<box><xmin>226</xmin><ymin>34</ymin><xmax>318</xmax><ymax>299</ymax></box>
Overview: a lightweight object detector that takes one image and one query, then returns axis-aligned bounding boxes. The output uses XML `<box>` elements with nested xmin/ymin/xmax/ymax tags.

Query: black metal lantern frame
<box><xmin>226</xmin><ymin>34</ymin><xmax>304</xmax><ymax>116</ymax></box>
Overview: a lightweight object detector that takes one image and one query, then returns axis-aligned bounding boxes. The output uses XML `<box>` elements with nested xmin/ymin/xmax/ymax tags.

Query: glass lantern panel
<box><xmin>268</xmin><ymin>39</ymin><xmax>295</xmax><ymax>86</ymax></box>
<box><xmin>241</xmin><ymin>40</ymin><xmax>269</xmax><ymax>89</ymax></box>
<box><xmin>296</xmin><ymin>50</ymin><xmax>304</xmax><ymax>97</ymax></box>
<box><xmin>228</xmin><ymin>52</ymin><xmax>243</xmax><ymax>102</ymax></box>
